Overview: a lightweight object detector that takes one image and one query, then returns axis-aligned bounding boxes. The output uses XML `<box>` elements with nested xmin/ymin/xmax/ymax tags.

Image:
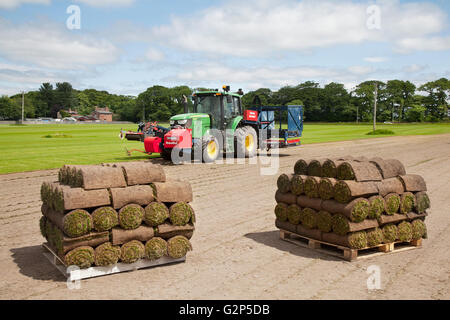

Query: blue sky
<box><xmin>0</xmin><ymin>0</ymin><xmax>449</xmax><ymax>96</ymax></box>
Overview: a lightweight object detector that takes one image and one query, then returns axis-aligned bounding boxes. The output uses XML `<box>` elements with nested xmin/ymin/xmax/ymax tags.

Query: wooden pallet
<box><xmin>279</xmin><ymin>230</ymin><xmax>422</xmax><ymax>262</ymax></box>
<box><xmin>42</xmin><ymin>243</ymin><xmax>186</xmax><ymax>281</ymax></box>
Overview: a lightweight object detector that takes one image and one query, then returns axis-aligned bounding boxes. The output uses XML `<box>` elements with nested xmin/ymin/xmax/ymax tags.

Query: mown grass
<box><xmin>0</xmin><ymin>122</ymin><xmax>449</xmax><ymax>174</ymax></box>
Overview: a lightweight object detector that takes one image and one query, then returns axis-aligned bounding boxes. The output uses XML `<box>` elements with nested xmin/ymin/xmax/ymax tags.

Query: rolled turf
<box><xmin>275</xmin><ymin>190</ymin><xmax>297</xmax><ymax>205</ymax></box>
<box><xmin>415</xmin><ymin>192</ymin><xmax>430</xmax><ymax>214</ymax></box>
<box><xmin>322</xmin><ymin>198</ymin><xmax>369</xmax><ymax>223</ymax></box>
<box><xmin>398</xmin><ymin>175</ymin><xmax>427</xmax><ymax>192</ymax></box>
<box><xmin>277</xmin><ymin>174</ymin><xmax>292</xmax><ymax>194</ymax></box>
<box><xmin>91</xmin><ymin>207</ymin><xmax>119</xmax><ymax>232</ymax></box>
<box><xmin>287</xmin><ymin>204</ymin><xmax>302</xmax><ymax>225</ymax></box>
<box><xmin>145</xmin><ymin>237</ymin><xmax>168</xmax><ymax>260</ymax></box>
<box><xmin>275</xmin><ymin>203</ymin><xmax>288</xmax><ymax>222</ymax></box>
<box><xmin>411</xmin><ymin>220</ymin><xmax>427</xmax><ymax>240</ymax></box>
<box><xmin>369</xmin><ymin>158</ymin><xmax>406</xmax><ymax>179</ymax></box>
<box><xmin>109</xmin><ymin>185</ymin><xmax>155</xmax><ymax>209</ymax></box>
<box><xmin>118</xmin><ymin>204</ymin><xmax>144</xmax><ymax>230</ymax></box>
<box><xmin>169</xmin><ymin>202</ymin><xmax>193</xmax><ymax>226</ymax></box>
<box><xmin>296</xmin><ymin>196</ymin><xmax>322</xmax><ymax>211</ymax></box>
<box><xmin>322</xmin><ymin>232</ymin><xmax>368</xmax><ymax>249</ymax></box>
<box><xmin>120</xmin><ymin>240</ymin><xmax>145</xmax><ymax>263</ymax></box>
<box><xmin>307</xmin><ymin>159</ymin><xmax>327</xmax><ymax>177</ymax></box>
<box><xmin>304</xmin><ymin>176</ymin><xmax>321</xmax><ymax>198</ymax></box>
<box><xmin>40</xmin><ymin>216</ymin><xmax>47</xmax><ymax>238</ymax></box>
<box><xmin>367</xmin><ymin>228</ymin><xmax>384</xmax><ymax>247</ymax></box>
<box><xmin>144</xmin><ymin>202</ymin><xmax>169</xmax><ymax>227</ymax></box>
<box><xmin>64</xmin><ymin>246</ymin><xmax>95</xmax><ymax>269</ymax></box>
<box><xmin>397</xmin><ymin>221</ymin><xmax>413</xmax><ymax>242</ymax></box>
<box><xmin>337</xmin><ymin>161</ymin><xmax>382</xmax><ymax>182</ymax></box>
<box><xmin>368</xmin><ymin>196</ymin><xmax>385</xmax><ymax>219</ymax></box>
<box><xmin>317</xmin><ymin>211</ymin><xmax>332</xmax><ymax>233</ymax></box>
<box><xmin>167</xmin><ymin>235</ymin><xmax>192</xmax><ymax>259</ymax></box>
<box><xmin>290</xmin><ymin>175</ymin><xmax>305</xmax><ymax>196</ymax></box>
<box><xmin>322</xmin><ymin>159</ymin><xmax>342</xmax><ymax>178</ymax></box>
<box><xmin>156</xmin><ymin>223</ymin><xmax>195</xmax><ymax>240</ymax></box>
<box><xmin>400</xmin><ymin>192</ymin><xmax>415</xmax><ymax>214</ymax></box>
<box><xmin>376</xmin><ymin>177</ymin><xmax>405</xmax><ymax>197</ymax></box>
<box><xmin>382</xmin><ymin>224</ymin><xmax>398</xmax><ymax>243</ymax></box>
<box><xmin>152</xmin><ymin>181</ymin><xmax>193</xmax><ymax>203</ymax></box>
<box><xmin>334</xmin><ymin>180</ymin><xmax>378</xmax><ymax>204</ymax></box>
<box><xmin>63</xmin><ymin>209</ymin><xmax>93</xmax><ymax>238</ymax></box>
<box><xmin>318</xmin><ymin>178</ymin><xmax>337</xmax><ymax>200</ymax></box>
<box><xmin>94</xmin><ymin>242</ymin><xmax>121</xmax><ymax>266</ymax></box>
<box><xmin>384</xmin><ymin>193</ymin><xmax>401</xmax><ymax>215</ymax></box>
<box><xmin>331</xmin><ymin>214</ymin><xmax>378</xmax><ymax>236</ymax></box>
<box><xmin>299</xmin><ymin>208</ymin><xmax>317</xmax><ymax>229</ymax></box>
<box><xmin>294</xmin><ymin>159</ymin><xmax>309</xmax><ymax>175</ymax></box>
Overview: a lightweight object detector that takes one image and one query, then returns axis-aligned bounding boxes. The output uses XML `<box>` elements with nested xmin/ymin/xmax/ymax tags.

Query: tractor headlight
<box><xmin>177</xmin><ymin>120</ymin><xmax>188</xmax><ymax>125</ymax></box>
<box><xmin>170</xmin><ymin>120</ymin><xmax>175</xmax><ymax>126</ymax></box>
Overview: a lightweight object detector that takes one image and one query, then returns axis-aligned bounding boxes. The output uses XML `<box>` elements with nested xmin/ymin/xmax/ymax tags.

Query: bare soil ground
<box><xmin>0</xmin><ymin>134</ymin><xmax>449</xmax><ymax>300</ymax></box>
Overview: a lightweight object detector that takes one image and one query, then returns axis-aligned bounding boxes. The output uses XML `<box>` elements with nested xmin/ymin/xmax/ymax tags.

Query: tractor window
<box><xmin>232</xmin><ymin>97</ymin><xmax>241</xmax><ymax>115</ymax></box>
<box><xmin>224</xmin><ymin>96</ymin><xmax>233</xmax><ymax>119</ymax></box>
<box><xmin>195</xmin><ymin>95</ymin><xmax>221</xmax><ymax>128</ymax></box>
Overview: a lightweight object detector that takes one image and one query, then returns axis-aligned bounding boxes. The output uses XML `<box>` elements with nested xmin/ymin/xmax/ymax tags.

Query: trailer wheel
<box><xmin>235</xmin><ymin>126</ymin><xmax>257</xmax><ymax>158</ymax></box>
<box><xmin>202</xmin><ymin>136</ymin><xmax>220</xmax><ymax>163</ymax></box>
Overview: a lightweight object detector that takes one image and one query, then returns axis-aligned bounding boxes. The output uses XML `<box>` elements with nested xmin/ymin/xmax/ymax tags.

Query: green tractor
<box><xmin>123</xmin><ymin>86</ymin><xmax>303</xmax><ymax>163</ymax></box>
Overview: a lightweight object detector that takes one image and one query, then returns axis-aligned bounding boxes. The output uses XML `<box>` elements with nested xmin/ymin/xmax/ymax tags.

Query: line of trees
<box><xmin>1</xmin><ymin>78</ymin><xmax>449</xmax><ymax>123</ymax></box>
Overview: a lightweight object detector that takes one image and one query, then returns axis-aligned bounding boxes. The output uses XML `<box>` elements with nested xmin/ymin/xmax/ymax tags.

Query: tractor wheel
<box><xmin>235</xmin><ymin>126</ymin><xmax>257</xmax><ymax>158</ymax></box>
<box><xmin>202</xmin><ymin>136</ymin><xmax>220</xmax><ymax>163</ymax></box>
<box><xmin>161</xmin><ymin>149</ymin><xmax>172</xmax><ymax>161</ymax></box>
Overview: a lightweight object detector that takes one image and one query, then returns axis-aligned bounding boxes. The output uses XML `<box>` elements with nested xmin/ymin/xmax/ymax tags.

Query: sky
<box><xmin>0</xmin><ymin>0</ymin><xmax>449</xmax><ymax>96</ymax></box>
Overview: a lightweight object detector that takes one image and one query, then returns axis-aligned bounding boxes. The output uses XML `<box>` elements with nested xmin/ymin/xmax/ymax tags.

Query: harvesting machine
<box><xmin>121</xmin><ymin>86</ymin><xmax>304</xmax><ymax>163</ymax></box>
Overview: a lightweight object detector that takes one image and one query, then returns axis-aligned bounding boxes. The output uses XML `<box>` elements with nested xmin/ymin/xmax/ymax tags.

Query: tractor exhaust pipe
<box><xmin>183</xmin><ymin>95</ymin><xmax>188</xmax><ymax>113</ymax></box>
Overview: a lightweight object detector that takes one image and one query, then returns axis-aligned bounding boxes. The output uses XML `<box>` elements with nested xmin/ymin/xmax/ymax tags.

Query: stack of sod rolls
<box><xmin>275</xmin><ymin>156</ymin><xmax>429</xmax><ymax>250</ymax></box>
<box><xmin>39</xmin><ymin>162</ymin><xmax>194</xmax><ymax>269</ymax></box>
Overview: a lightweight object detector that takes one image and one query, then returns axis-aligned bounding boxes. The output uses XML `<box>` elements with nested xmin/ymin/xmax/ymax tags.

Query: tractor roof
<box><xmin>194</xmin><ymin>90</ymin><xmax>242</xmax><ymax>98</ymax></box>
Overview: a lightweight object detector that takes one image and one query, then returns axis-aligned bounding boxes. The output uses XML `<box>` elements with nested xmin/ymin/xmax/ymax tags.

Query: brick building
<box><xmin>92</xmin><ymin>106</ymin><xmax>113</xmax><ymax>122</ymax></box>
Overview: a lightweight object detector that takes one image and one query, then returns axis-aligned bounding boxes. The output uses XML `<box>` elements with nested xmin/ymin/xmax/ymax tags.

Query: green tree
<box><xmin>385</xmin><ymin>80</ymin><xmax>416</xmax><ymax>122</ymax></box>
<box><xmin>419</xmin><ymin>78</ymin><xmax>449</xmax><ymax>121</ymax></box>
<box><xmin>0</xmin><ymin>96</ymin><xmax>20</xmax><ymax>120</ymax></box>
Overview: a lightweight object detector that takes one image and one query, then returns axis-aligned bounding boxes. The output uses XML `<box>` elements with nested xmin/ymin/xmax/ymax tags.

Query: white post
<box><xmin>22</xmin><ymin>91</ymin><xmax>25</xmax><ymax>123</ymax></box>
<box><xmin>373</xmin><ymin>83</ymin><xmax>378</xmax><ymax>132</ymax></box>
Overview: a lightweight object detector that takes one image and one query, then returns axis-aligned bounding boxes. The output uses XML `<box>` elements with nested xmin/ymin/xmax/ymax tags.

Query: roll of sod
<box><xmin>63</xmin><ymin>209</ymin><xmax>93</xmax><ymax>238</ymax></box>
<box><xmin>145</xmin><ymin>237</ymin><xmax>168</xmax><ymax>261</ymax></box>
<box><xmin>120</xmin><ymin>240</ymin><xmax>145</xmax><ymax>264</ymax></box>
<box><xmin>275</xmin><ymin>190</ymin><xmax>297</xmax><ymax>205</ymax></box>
<box><xmin>415</xmin><ymin>192</ymin><xmax>430</xmax><ymax>214</ymax></box>
<box><xmin>296</xmin><ymin>224</ymin><xmax>322</xmax><ymax>241</ymax></box>
<box><xmin>376</xmin><ymin>178</ymin><xmax>405</xmax><ymax>197</ymax></box>
<box><xmin>318</xmin><ymin>178</ymin><xmax>337</xmax><ymax>200</ymax></box>
<box><xmin>366</xmin><ymin>228</ymin><xmax>384</xmax><ymax>247</ymax></box>
<box><xmin>334</xmin><ymin>180</ymin><xmax>378</xmax><ymax>204</ymax></box>
<box><xmin>76</xmin><ymin>165</ymin><xmax>127</xmax><ymax>190</ymax></box>
<box><xmin>406</xmin><ymin>212</ymin><xmax>428</xmax><ymax>221</ymax></box>
<box><xmin>290</xmin><ymin>175</ymin><xmax>305</xmax><ymax>196</ymax></box>
<box><xmin>331</xmin><ymin>214</ymin><xmax>379</xmax><ymax>236</ymax></box>
<box><xmin>398</xmin><ymin>175</ymin><xmax>427</xmax><ymax>192</ymax></box>
<box><xmin>39</xmin><ymin>216</ymin><xmax>47</xmax><ymax>238</ymax></box>
<box><xmin>322</xmin><ymin>159</ymin><xmax>343</xmax><ymax>178</ymax></box>
<box><xmin>307</xmin><ymin>159</ymin><xmax>327</xmax><ymax>177</ymax></box>
<box><xmin>337</xmin><ymin>161</ymin><xmax>382</xmax><ymax>182</ymax></box>
<box><xmin>299</xmin><ymin>208</ymin><xmax>317</xmax><ymax>229</ymax></box>
<box><xmin>377</xmin><ymin>213</ymin><xmax>407</xmax><ymax>226</ymax></box>
<box><xmin>144</xmin><ymin>202</ymin><xmax>169</xmax><ymax>227</ymax></box>
<box><xmin>64</xmin><ymin>246</ymin><xmax>95</xmax><ymax>269</ymax></box>
<box><xmin>397</xmin><ymin>221</ymin><xmax>413</xmax><ymax>242</ymax></box>
<box><xmin>109</xmin><ymin>185</ymin><xmax>155</xmax><ymax>209</ymax></box>
<box><xmin>384</xmin><ymin>193</ymin><xmax>401</xmax><ymax>215</ymax></box>
<box><xmin>322</xmin><ymin>232</ymin><xmax>368</xmax><ymax>249</ymax></box>
<box><xmin>411</xmin><ymin>220</ymin><xmax>427</xmax><ymax>240</ymax></box>
<box><xmin>110</xmin><ymin>225</ymin><xmax>155</xmax><ymax>246</ymax></box>
<box><xmin>277</xmin><ymin>174</ymin><xmax>293</xmax><ymax>194</ymax></box>
<box><xmin>368</xmin><ymin>195</ymin><xmax>385</xmax><ymax>219</ymax></box>
<box><xmin>296</xmin><ymin>196</ymin><xmax>322</xmax><ymax>211</ymax></box>
<box><xmin>156</xmin><ymin>223</ymin><xmax>195</xmax><ymax>240</ymax></box>
<box><xmin>294</xmin><ymin>159</ymin><xmax>310</xmax><ymax>175</ymax></box>
<box><xmin>275</xmin><ymin>219</ymin><xmax>297</xmax><ymax>234</ymax></box>
<box><xmin>304</xmin><ymin>176</ymin><xmax>321</xmax><ymax>198</ymax></box>
<box><xmin>287</xmin><ymin>204</ymin><xmax>302</xmax><ymax>225</ymax></box>
<box><xmin>94</xmin><ymin>242</ymin><xmax>121</xmax><ymax>267</ymax></box>
<box><xmin>274</xmin><ymin>203</ymin><xmax>288</xmax><ymax>222</ymax></box>
<box><xmin>118</xmin><ymin>204</ymin><xmax>144</xmax><ymax>230</ymax></box>
<box><xmin>91</xmin><ymin>207</ymin><xmax>119</xmax><ymax>232</ymax></box>
<box><xmin>113</xmin><ymin>162</ymin><xmax>166</xmax><ymax>186</ymax></box>
<box><xmin>400</xmin><ymin>192</ymin><xmax>415</xmax><ymax>214</ymax></box>
<box><xmin>169</xmin><ymin>202</ymin><xmax>193</xmax><ymax>226</ymax></box>
<box><xmin>322</xmin><ymin>198</ymin><xmax>370</xmax><ymax>223</ymax></box>
<box><xmin>382</xmin><ymin>224</ymin><xmax>398</xmax><ymax>243</ymax></box>
<box><xmin>152</xmin><ymin>181</ymin><xmax>193</xmax><ymax>203</ymax></box>
<box><xmin>317</xmin><ymin>211</ymin><xmax>332</xmax><ymax>233</ymax></box>
<box><xmin>369</xmin><ymin>158</ymin><xmax>406</xmax><ymax>179</ymax></box>
<box><xmin>167</xmin><ymin>236</ymin><xmax>192</xmax><ymax>259</ymax></box>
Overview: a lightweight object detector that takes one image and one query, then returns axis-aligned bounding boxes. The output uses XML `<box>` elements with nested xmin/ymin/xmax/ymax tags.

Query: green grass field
<box><xmin>0</xmin><ymin>123</ymin><xmax>449</xmax><ymax>174</ymax></box>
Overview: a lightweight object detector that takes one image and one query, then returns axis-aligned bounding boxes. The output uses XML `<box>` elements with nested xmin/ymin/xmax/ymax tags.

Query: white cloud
<box><xmin>145</xmin><ymin>48</ymin><xmax>165</xmax><ymax>61</ymax></box>
<box><xmin>0</xmin><ymin>0</ymin><xmax>49</xmax><ymax>9</ymax></box>
<box><xmin>73</xmin><ymin>0</ymin><xmax>135</xmax><ymax>7</ymax></box>
<box><xmin>402</xmin><ymin>64</ymin><xmax>427</xmax><ymax>73</ymax></box>
<box><xmin>395</xmin><ymin>36</ymin><xmax>450</xmax><ymax>53</ymax></box>
<box><xmin>0</xmin><ymin>18</ymin><xmax>120</xmax><ymax>69</ymax></box>
<box><xmin>150</xmin><ymin>0</ymin><xmax>448</xmax><ymax>56</ymax></box>
<box><xmin>364</xmin><ymin>57</ymin><xmax>387</xmax><ymax>63</ymax></box>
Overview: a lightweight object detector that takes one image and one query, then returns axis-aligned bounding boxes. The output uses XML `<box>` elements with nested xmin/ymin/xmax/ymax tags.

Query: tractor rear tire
<box><xmin>235</xmin><ymin>126</ymin><xmax>257</xmax><ymax>158</ymax></box>
<box><xmin>202</xmin><ymin>136</ymin><xmax>220</xmax><ymax>163</ymax></box>
<box><xmin>162</xmin><ymin>149</ymin><xmax>172</xmax><ymax>161</ymax></box>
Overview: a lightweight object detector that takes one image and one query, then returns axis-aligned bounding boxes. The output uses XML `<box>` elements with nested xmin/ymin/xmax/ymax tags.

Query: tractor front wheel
<box><xmin>235</xmin><ymin>126</ymin><xmax>257</xmax><ymax>158</ymax></box>
<box><xmin>202</xmin><ymin>137</ymin><xmax>220</xmax><ymax>163</ymax></box>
